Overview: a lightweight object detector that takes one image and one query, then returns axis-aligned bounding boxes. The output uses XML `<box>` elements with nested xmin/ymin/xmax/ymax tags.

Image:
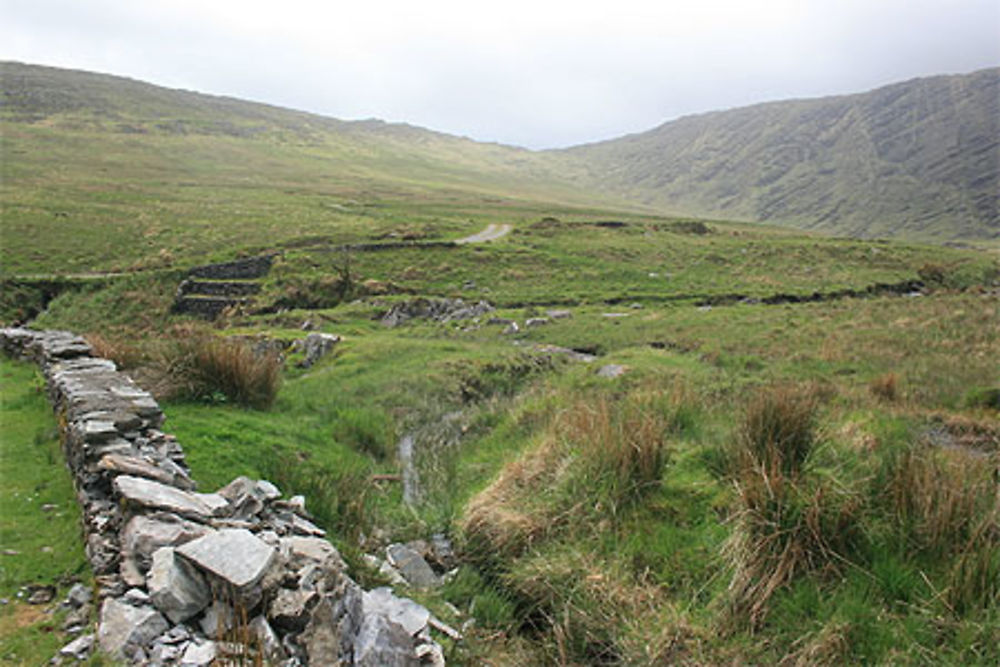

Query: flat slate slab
<box><xmin>114</xmin><ymin>475</ymin><xmax>217</xmax><ymax>519</ymax></box>
<box><xmin>177</xmin><ymin>528</ymin><xmax>276</xmax><ymax>590</ymax></box>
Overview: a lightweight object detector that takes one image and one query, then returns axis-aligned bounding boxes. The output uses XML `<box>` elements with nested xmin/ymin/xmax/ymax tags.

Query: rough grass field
<box><xmin>3</xmin><ymin>61</ymin><xmax>999</xmax><ymax>665</ymax></box>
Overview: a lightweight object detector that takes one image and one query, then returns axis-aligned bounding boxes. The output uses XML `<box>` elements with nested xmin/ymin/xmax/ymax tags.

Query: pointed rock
<box><xmin>148</xmin><ymin>546</ymin><xmax>211</xmax><ymax>623</ymax></box>
<box><xmin>97</xmin><ymin>597</ymin><xmax>169</xmax><ymax>658</ymax></box>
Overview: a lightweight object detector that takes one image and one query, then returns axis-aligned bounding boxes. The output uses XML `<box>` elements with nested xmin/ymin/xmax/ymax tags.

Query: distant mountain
<box><xmin>562</xmin><ymin>69</ymin><xmax>1000</xmax><ymax>241</ymax></box>
<box><xmin>2</xmin><ymin>62</ymin><xmax>997</xmax><ymax>242</ymax></box>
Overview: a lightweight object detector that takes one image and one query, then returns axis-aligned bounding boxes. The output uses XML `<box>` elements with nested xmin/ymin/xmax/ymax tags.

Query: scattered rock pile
<box><xmin>2</xmin><ymin>328</ymin><xmax>447</xmax><ymax>666</ymax></box>
<box><xmin>381</xmin><ymin>298</ymin><xmax>494</xmax><ymax>327</ymax></box>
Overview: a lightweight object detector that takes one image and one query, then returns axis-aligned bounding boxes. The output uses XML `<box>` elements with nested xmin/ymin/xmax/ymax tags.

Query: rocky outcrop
<box><xmin>381</xmin><ymin>298</ymin><xmax>494</xmax><ymax>327</ymax></box>
<box><xmin>2</xmin><ymin>327</ymin><xmax>447</xmax><ymax>665</ymax></box>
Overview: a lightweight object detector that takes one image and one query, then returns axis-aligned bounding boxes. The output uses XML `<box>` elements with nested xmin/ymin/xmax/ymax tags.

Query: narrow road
<box><xmin>455</xmin><ymin>223</ymin><xmax>512</xmax><ymax>244</ymax></box>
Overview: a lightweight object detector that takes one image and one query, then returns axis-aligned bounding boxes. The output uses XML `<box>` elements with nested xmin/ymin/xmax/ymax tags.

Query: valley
<box><xmin>1</xmin><ymin>62</ymin><xmax>997</xmax><ymax>665</ymax></box>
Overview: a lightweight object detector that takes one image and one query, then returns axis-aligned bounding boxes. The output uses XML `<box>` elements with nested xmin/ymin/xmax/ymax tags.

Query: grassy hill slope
<box><xmin>1</xmin><ymin>62</ymin><xmax>638</xmax><ymax>275</ymax></box>
<box><xmin>563</xmin><ymin>69</ymin><xmax>1000</xmax><ymax>242</ymax></box>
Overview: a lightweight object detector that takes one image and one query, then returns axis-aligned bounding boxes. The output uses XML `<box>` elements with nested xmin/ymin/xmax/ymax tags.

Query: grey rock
<box><xmin>114</xmin><ymin>475</ymin><xmax>218</xmax><ymax>519</ymax></box>
<box><xmin>386</xmin><ymin>544</ymin><xmax>440</xmax><ymax>589</ymax></box>
<box><xmin>121</xmin><ymin>588</ymin><xmax>150</xmax><ymax>606</ymax></box>
<box><xmin>148</xmin><ymin>547</ymin><xmax>211</xmax><ymax>623</ymax></box>
<box><xmin>546</xmin><ymin>309</ymin><xmax>572</xmax><ymax>319</ymax></box>
<box><xmin>283</xmin><ymin>536</ymin><xmax>344</xmax><ymax>570</ymax></box>
<box><xmin>177</xmin><ymin>528</ymin><xmax>276</xmax><ymax>592</ymax></box>
<box><xmin>249</xmin><ymin>615</ymin><xmax>285</xmax><ymax>661</ymax></box>
<box><xmin>80</xmin><ymin>420</ymin><xmax>118</xmax><ymax>443</ymax></box>
<box><xmin>363</xmin><ymin>587</ymin><xmax>431</xmax><ymax>636</ymax></box>
<box><xmin>382</xmin><ymin>298</ymin><xmax>494</xmax><ymax>327</ymax></box>
<box><xmin>296</xmin><ymin>333</ymin><xmax>341</xmax><ymax>368</ymax></box>
<box><xmin>289</xmin><ymin>513</ymin><xmax>326</xmax><ymax>537</ymax></box>
<box><xmin>268</xmin><ymin>588</ymin><xmax>318</xmax><ymax>632</ymax></box>
<box><xmin>97</xmin><ymin>598</ymin><xmax>169</xmax><ymax>658</ymax></box>
<box><xmin>354</xmin><ymin>613</ymin><xmax>419</xmax><ymax>667</ymax></box>
<box><xmin>98</xmin><ymin>453</ymin><xmax>187</xmax><ymax>487</ymax></box>
<box><xmin>161</xmin><ymin>624</ymin><xmax>192</xmax><ymax>643</ymax></box>
<box><xmin>121</xmin><ymin>514</ymin><xmax>213</xmax><ymax>572</ymax></box>
<box><xmin>416</xmin><ymin>641</ymin><xmax>447</xmax><ymax>667</ymax></box>
<box><xmin>300</xmin><ymin>572</ymin><xmax>364</xmax><ymax>664</ymax></box>
<box><xmin>61</xmin><ymin>604</ymin><xmax>91</xmax><ymax>631</ymax></box>
<box><xmin>428</xmin><ymin>533</ymin><xmax>456</xmax><ymax>571</ymax></box>
<box><xmin>66</xmin><ymin>583</ymin><xmax>92</xmax><ymax>608</ymax></box>
<box><xmin>58</xmin><ymin>633</ymin><xmax>94</xmax><ymax>660</ymax></box>
<box><xmin>148</xmin><ymin>642</ymin><xmax>182</xmax><ymax>663</ymax></box>
<box><xmin>597</xmin><ymin>364</ymin><xmax>627</xmax><ymax>378</ymax></box>
<box><xmin>199</xmin><ymin>600</ymin><xmax>234</xmax><ymax>638</ymax></box>
<box><xmin>255</xmin><ymin>479</ymin><xmax>281</xmax><ymax>501</ymax></box>
<box><xmin>26</xmin><ymin>585</ymin><xmax>55</xmax><ymax>604</ymax></box>
<box><xmin>525</xmin><ymin>317</ymin><xmax>549</xmax><ymax>327</ymax></box>
<box><xmin>180</xmin><ymin>639</ymin><xmax>217</xmax><ymax>666</ymax></box>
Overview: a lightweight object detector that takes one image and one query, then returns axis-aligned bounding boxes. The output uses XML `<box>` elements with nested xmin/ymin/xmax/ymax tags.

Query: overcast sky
<box><xmin>2</xmin><ymin>0</ymin><xmax>998</xmax><ymax>148</ymax></box>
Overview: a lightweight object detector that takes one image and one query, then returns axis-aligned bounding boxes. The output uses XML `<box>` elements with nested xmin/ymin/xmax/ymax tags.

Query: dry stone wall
<box><xmin>1</xmin><ymin>327</ymin><xmax>445</xmax><ymax>666</ymax></box>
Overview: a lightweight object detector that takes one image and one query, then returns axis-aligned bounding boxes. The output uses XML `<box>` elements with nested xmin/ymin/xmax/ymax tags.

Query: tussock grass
<box><xmin>877</xmin><ymin>440</ymin><xmax>999</xmax><ymax>612</ymax></box>
<box><xmin>503</xmin><ymin>546</ymin><xmax>672</xmax><ymax>665</ymax></box>
<box><xmin>869</xmin><ymin>372</ymin><xmax>899</xmax><ymax>402</ymax></box>
<box><xmin>151</xmin><ymin>333</ymin><xmax>282</xmax><ymax>409</ymax></box>
<box><xmin>83</xmin><ymin>332</ymin><xmax>144</xmax><ymax>369</ymax></box>
<box><xmin>462</xmin><ymin>388</ymin><xmax>682</xmax><ymax>564</ymax></box>
<box><xmin>722</xmin><ymin>385</ymin><xmax>863</xmax><ymax>629</ymax></box>
<box><xmin>730</xmin><ymin>384</ymin><xmax>819</xmax><ymax>477</ymax></box>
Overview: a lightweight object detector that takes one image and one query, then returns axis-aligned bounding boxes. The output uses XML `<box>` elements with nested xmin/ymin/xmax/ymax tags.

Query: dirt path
<box><xmin>455</xmin><ymin>223</ymin><xmax>512</xmax><ymax>244</ymax></box>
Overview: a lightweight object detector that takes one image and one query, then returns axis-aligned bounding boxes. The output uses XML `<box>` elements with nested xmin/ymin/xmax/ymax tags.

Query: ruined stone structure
<box><xmin>172</xmin><ymin>255</ymin><xmax>275</xmax><ymax>319</ymax></box>
<box><xmin>1</xmin><ymin>328</ymin><xmax>445</xmax><ymax>665</ymax></box>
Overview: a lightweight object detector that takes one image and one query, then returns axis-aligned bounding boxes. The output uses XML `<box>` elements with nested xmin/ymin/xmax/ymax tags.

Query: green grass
<box><xmin>4</xmin><ymin>61</ymin><xmax>999</xmax><ymax>665</ymax></box>
<box><xmin>0</xmin><ymin>359</ymin><xmax>93</xmax><ymax>665</ymax></box>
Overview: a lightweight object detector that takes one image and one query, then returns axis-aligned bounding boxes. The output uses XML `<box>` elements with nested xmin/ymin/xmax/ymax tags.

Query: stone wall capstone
<box><xmin>1</xmin><ymin>327</ymin><xmax>445</xmax><ymax>666</ymax></box>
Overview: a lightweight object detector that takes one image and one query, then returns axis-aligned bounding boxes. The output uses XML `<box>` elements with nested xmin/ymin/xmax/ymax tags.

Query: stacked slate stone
<box><xmin>2</xmin><ymin>328</ymin><xmax>446</xmax><ymax>666</ymax></box>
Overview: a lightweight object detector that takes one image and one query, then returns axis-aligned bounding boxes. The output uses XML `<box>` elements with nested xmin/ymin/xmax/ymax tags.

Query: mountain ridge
<box><xmin>2</xmin><ymin>61</ymin><xmax>997</xmax><ymax>241</ymax></box>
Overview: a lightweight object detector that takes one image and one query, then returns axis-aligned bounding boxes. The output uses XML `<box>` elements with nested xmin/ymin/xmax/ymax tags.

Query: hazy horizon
<box><xmin>3</xmin><ymin>0</ymin><xmax>998</xmax><ymax>149</ymax></box>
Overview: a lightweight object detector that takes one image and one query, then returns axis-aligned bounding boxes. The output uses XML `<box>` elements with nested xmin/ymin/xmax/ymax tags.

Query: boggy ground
<box><xmin>5</xmin><ymin>210</ymin><xmax>999</xmax><ymax>665</ymax></box>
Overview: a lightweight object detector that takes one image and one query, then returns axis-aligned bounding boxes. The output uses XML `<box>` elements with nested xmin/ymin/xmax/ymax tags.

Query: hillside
<box><xmin>2</xmin><ymin>61</ymin><xmax>999</xmax><ymax>666</ymax></box>
<box><xmin>2</xmin><ymin>62</ymin><xmax>998</xmax><ymax>277</ymax></box>
<box><xmin>0</xmin><ymin>62</ymin><xmax>641</xmax><ymax>275</ymax></box>
<box><xmin>563</xmin><ymin>69</ymin><xmax>1000</xmax><ymax>241</ymax></box>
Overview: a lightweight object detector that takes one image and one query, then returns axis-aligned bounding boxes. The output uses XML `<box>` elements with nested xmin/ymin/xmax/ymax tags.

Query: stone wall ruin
<box><xmin>1</xmin><ymin>327</ymin><xmax>445</xmax><ymax>666</ymax></box>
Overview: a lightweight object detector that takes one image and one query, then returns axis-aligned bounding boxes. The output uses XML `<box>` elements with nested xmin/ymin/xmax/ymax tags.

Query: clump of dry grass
<box><xmin>879</xmin><ymin>441</ymin><xmax>999</xmax><ymax>611</ymax></box>
<box><xmin>151</xmin><ymin>334</ymin><xmax>282</xmax><ymax>409</ymax></box>
<box><xmin>735</xmin><ymin>384</ymin><xmax>819</xmax><ymax>477</ymax></box>
<box><xmin>504</xmin><ymin>546</ymin><xmax>678</xmax><ymax>665</ymax></box>
<box><xmin>461</xmin><ymin>390</ymin><xmax>676</xmax><ymax>565</ymax></box>
<box><xmin>84</xmin><ymin>332</ymin><xmax>145</xmax><ymax>369</ymax></box>
<box><xmin>722</xmin><ymin>385</ymin><xmax>862</xmax><ymax>629</ymax></box>
<box><xmin>869</xmin><ymin>372</ymin><xmax>899</xmax><ymax>402</ymax></box>
<box><xmin>561</xmin><ymin>390</ymin><xmax>671</xmax><ymax>507</ymax></box>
